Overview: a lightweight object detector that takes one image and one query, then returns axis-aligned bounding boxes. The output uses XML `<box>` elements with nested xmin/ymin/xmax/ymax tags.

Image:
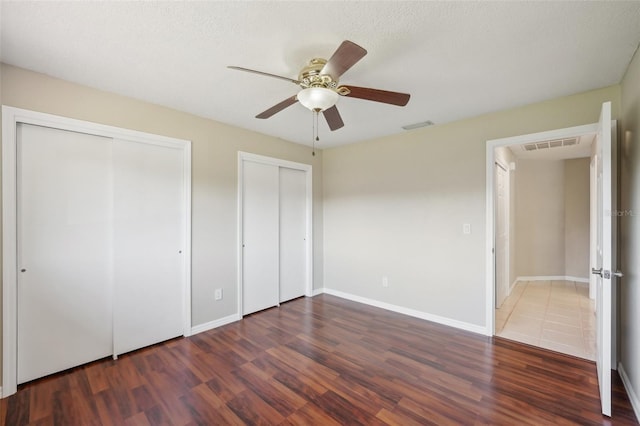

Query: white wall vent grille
<box><xmin>523</xmin><ymin>137</ymin><xmax>579</xmax><ymax>152</ymax></box>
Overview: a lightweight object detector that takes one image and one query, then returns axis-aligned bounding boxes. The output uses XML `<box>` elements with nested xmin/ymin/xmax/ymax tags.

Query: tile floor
<box><xmin>496</xmin><ymin>280</ymin><xmax>595</xmax><ymax>360</ymax></box>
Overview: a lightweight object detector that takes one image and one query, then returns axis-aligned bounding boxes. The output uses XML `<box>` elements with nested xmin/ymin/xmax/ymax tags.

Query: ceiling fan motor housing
<box><xmin>299</xmin><ymin>58</ymin><xmax>338</xmax><ymax>89</ymax></box>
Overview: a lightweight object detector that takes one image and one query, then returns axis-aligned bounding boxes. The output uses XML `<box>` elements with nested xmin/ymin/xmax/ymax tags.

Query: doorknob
<box><xmin>591</xmin><ymin>267</ymin><xmax>603</xmax><ymax>276</ymax></box>
<box><xmin>614</xmin><ymin>271</ymin><xmax>624</xmax><ymax>278</ymax></box>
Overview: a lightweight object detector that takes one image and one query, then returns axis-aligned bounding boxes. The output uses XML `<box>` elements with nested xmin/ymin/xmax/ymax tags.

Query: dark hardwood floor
<box><xmin>1</xmin><ymin>294</ymin><xmax>637</xmax><ymax>425</ymax></box>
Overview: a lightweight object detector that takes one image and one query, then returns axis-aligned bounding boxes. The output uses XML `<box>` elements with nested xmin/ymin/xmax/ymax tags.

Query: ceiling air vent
<box><xmin>523</xmin><ymin>137</ymin><xmax>580</xmax><ymax>152</ymax></box>
<box><xmin>402</xmin><ymin>120</ymin><xmax>434</xmax><ymax>130</ymax></box>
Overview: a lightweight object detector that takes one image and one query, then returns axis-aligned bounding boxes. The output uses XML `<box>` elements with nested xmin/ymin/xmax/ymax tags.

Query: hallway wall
<box><xmin>515</xmin><ymin>160</ymin><xmax>566</xmax><ymax>276</ymax></box>
<box><xmin>564</xmin><ymin>158</ymin><xmax>591</xmax><ymax>278</ymax></box>
<box><xmin>620</xmin><ymin>43</ymin><xmax>640</xmax><ymax>419</ymax></box>
<box><xmin>513</xmin><ymin>158</ymin><xmax>590</xmax><ymax>280</ymax></box>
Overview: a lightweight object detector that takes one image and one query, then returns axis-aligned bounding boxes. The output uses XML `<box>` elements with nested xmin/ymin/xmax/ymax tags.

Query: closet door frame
<box><xmin>2</xmin><ymin>106</ymin><xmax>192</xmax><ymax>397</ymax></box>
<box><xmin>237</xmin><ymin>152</ymin><xmax>313</xmax><ymax>317</ymax></box>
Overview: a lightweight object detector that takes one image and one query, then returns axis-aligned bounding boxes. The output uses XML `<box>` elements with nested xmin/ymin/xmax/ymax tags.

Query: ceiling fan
<box><xmin>228</xmin><ymin>40</ymin><xmax>411</xmax><ymax>131</ymax></box>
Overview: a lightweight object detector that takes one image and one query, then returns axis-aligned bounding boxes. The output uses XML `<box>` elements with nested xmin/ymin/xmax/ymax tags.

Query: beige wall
<box><xmin>620</xmin><ymin>45</ymin><xmax>640</xmax><ymax>416</ymax></box>
<box><xmin>515</xmin><ymin>160</ymin><xmax>566</xmax><ymax>277</ymax></box>
<box><xmin>564</xmin><ymin>158</ymin><xmax>590</xmax><ymax>278</ymax></box>
<box><xmin>323</xmin><ymin>85</ymin><xmax>620</xmax><ymax>327</ymax></box>
<box><xmin>513</xmin><ymin>158</ymin><xmax>590</xmax><ymax>280</ymax></box>
<box><xmin>0</xmin><ymin>64</ymin><xmax>324</xmax><ymax>330</ymax></box>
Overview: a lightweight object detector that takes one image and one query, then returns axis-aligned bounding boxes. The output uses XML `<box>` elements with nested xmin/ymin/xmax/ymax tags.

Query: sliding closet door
<box><xmin>242</xmin><ymin>160</ymin><xmax>279</xmax><ymax>315</ymax></box>
<box><xmin>17</xmin><ymin>124</ymin><xmax>113</xmax><ymax>384</ymax></box>
<box><xmin>279</xmin><ymin>167</ymin><xmax>307</xmax><ymax>302</ymax></box>
<box><xmin>113</xmin><ymin>139</ymin><xmax>185</xmax><ymax>355</ymax></box>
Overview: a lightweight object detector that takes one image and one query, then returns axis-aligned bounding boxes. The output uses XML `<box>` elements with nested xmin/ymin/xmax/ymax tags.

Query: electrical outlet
<box><xmin>382</xmin><ymin>276</ymin><xmax>389</xmax><ymax>287</ymax></box>
<box><xmin>214</xmin><ymin>288</ymin><xmax>223</xmax><ymax>301</ymax></box>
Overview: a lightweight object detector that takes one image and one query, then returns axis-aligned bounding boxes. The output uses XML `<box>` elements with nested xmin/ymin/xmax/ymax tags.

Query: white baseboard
<box><xmin>190</xmin><ymin>313</ymin><xmax>240</xmax><ymax>335</ymax></box>
<box><xmin>317</xmin><ymin>288</ymin><xmax>487</xmax><ymax>335</ymax></box>
<box><xmin>619</xmin><ymin>362</ymin><xmax>640</xmax><ymax>423</ymax></box>
<box><xmin>312</xmin><ymin>287</ymin><xmax>325</xmax><ymax>296</ymax></box>
<box><xmin>516</xmin><ymin>275</ymin><xmax>589</xmax><ymax>284</ymax></box>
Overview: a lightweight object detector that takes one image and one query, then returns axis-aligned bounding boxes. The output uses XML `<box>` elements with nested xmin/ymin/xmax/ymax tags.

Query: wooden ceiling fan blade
<box><xmin>322</xmin><ymin>105</ymin><xmax>344</xmax><ymax>131</ymax></box>
<box><xmin>321</xmin><ymin>40</ymin><xmax>367</xmax><ymax>79</ymax></box>
<box><xmin>256</xmin><ymin>96</ymin><xmax>299</xmax><ymax>119</ymax></box>
<box><xmin>228</xmin><ymin>66</ymin><xmax>300</xmax><ymax>84</ymax></box>
<box><xmin>342</xmin><ymin>86</ymin><xmax>410</xmax><ymax>106</ymax></box>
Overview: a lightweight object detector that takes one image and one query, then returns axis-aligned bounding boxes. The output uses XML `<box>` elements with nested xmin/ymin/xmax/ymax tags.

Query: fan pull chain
<box><xmin>312</xmin><ymin>109</ymin><xmax>320</xmax><ymax>156</ymax></box>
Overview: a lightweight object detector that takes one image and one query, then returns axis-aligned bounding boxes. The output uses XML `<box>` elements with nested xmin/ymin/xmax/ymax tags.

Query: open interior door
<box><xmin>592</xmin><ymin>101</ymin><xmax>617</xmax><ymax>417</ymax></box>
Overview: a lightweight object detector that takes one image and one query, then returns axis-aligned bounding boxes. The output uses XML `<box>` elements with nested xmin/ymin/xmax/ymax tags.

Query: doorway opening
<box><xmin>486</xmin><ymin>125</ymin><xmax>598</xmax><ymax>360</ymax></box>
<box><xmin>486</xmin><ymin>103</ymin><xmax>617</xmax><ymax>416</ymax></box>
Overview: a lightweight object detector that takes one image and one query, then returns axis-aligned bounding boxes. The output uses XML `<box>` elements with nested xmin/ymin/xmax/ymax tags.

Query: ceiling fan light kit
<box><xmin>296</xmin><ymin>87</ymin><xmax>339</xmax><ymax>112</ymax></box>
<box><xmin>229</xmin><ymin>40</ymin><xmax>411</xmax><ymax>141</ymax></box>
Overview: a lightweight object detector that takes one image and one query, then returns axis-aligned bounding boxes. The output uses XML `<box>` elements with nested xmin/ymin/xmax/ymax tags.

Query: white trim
<box><xmin>2</xmin><ymin>106</ymin><xmax>192</xmax><ymax>397</ymax></box>
<box><xmin>485</xmin><ymin>123</ymin><xmax>598</xmax><ymax>336</ymax></box>
<box><xmin>321</xmin><ymin>288</ymin><xmax>487</xmax><ymax>335</ymax></box>
<box><xmin>567</xmin><ymin>276</ymin><xmax>589</xmax><ymax>284</ymax></box>
<box><xmin>619</xmin><ymin>362</ymin><xmax>640</xmax><ymax>423</ymax></box>
<box><xmin>182</xmin><ymin>142</ymin><xmax>193</xmax><ymax>337</ymax></box>
<box><xmin>190</xmin><ymin>314</ymin><xmax>241</xmax><ymax>335</ymax></box>
<box><xmin>237</xmin><ymin>154</ymin><xmax>244</xmax><ymax>319</ymax></box>
<box><xmin>237</xmin><ymin>151</ymin><xmax>313</xmax><ymax>318</ymax></box>
<box><xmin>494</xmin><ymin>160</ymin><xmax>511</xmax><ymax>304</ymax></box>
<box><xmin>2</xmin><ymin>109</ymin><xmax>19</xmax><ymax>397</ymax></box>
<box><xmin>312</xmin><ymin>287</ymin><xmax>325</xmax><ymax>297</ymax></box>
<box><xmin>515</xmin><ymin>275</ymin><xmax>589</xmax><ymax>283</ymax></box>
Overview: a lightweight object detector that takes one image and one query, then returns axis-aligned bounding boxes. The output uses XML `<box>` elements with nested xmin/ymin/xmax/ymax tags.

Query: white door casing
<box><xmin>495</xmin><ymin>162</ymin><xmax>509</xmax><ymax>308</ymax></box>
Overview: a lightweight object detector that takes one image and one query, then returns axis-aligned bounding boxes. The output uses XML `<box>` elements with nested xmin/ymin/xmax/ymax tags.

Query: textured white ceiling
<box><xmin>2</xmin><ymin>1</ymin><xmax>640</xmax><ymax>148</ymax></box>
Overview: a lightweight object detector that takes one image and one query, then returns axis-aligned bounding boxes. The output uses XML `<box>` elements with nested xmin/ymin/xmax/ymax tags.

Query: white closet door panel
<box><xmin>243</xmin><ymin>161</ymin><xmax>279</xmax><ymax>315</ymax></box>
<box><xmin>279</xmin><ymin>167</ymin><xmax>307</xmax><ymax>302</ymax></box>
<box><xmin>113</xmin><ymin>139</ymin><xmax>184</xmax><ymax>355</ymax></box>
<box><xmin>17</xmin><ymin>124</ymin><xmax>113</xmax><ymax>384</ymax></box>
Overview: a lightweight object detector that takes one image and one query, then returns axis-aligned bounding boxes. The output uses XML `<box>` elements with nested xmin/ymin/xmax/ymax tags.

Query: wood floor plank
<box><xmin>281</xmin><ymin>401</ymin><xmax>342</xmax><ymax>426</ymax></box>
<box><xmin>226</xmin><ymin>389</ymin><xmax>285</xmax><ymax>425</ymax></box>
<box><xmin>2</xmin><ymin>294</ymin><xmax>638</xmax><ymax>425</ymax></box>
<box><xmin>177</xmin><ymin>383</ymin><xmax>243</xmax><ymax>425</ymax></box>
<box><xmin>233</xmin><ymin>362</ymin><xmax>308</xmax><ymax>415</ymax></box>
<box><xmin>122</xmin><ymin>411</ymin><xmax>150</xmax><ymax>426</ymax></box>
